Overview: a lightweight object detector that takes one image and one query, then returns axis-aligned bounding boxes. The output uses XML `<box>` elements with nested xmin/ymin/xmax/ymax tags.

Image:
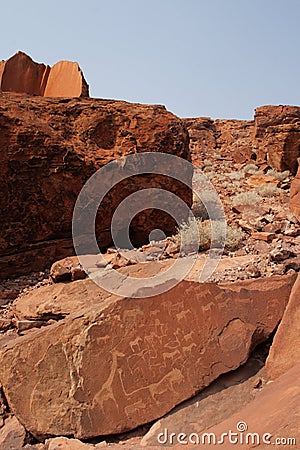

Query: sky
<box><xmin>1</xmin><ymin>0</ymin><xmax>299</xmax><ymax>119</ymax></box>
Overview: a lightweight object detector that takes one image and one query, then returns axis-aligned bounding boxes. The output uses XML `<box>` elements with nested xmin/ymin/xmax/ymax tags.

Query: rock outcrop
<box><xmin>0</xmin><ymin>273</ymin><xmax>295</xmax><ymax>439</ymax></box>
<box><xmin>0</xmin><ymin>93</ymin><xmax>190</xmax><ymax>279</ymax></box>
<box><xmin>183</xmin><ymin>118</ymin><xmax>255</xmax><ymax>167</ymax></box>
<box><xmin>185</xmin><ymin>105</ymin><xmax>300</xmax><ymax>174</ymax></box>
<box><xmin>254</xmin><ymin>105</ymin><xmax>300</xmax><ymax>174</ymax></box>
<box><xmin>290</xmin><ymin>158</ymin><xmax>300</xmax><ymax>219</ymax></box>
<box><xmin>266</xmin><ymin>273</ymin><xmax>300</xmax><ymax>380</ymax></box>
<box><xmin>0</xmin><ymin>52</ymin><xmax>89</xmax><ymax>98</ymax></box>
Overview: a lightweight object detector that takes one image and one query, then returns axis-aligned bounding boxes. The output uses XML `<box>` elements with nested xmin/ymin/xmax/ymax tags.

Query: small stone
<box><xmin>245</xmin><ymin>264</ymin><xmax>261</xmax><ymax>278</ymax></box>
<box><xmin>283</xmin><ymin>256</ymin><xmax>300</xmax><ymax>272</ymax></box>
<box><xmin>0</xmin><ymin>319</ymin><xmax>11</xmax><ymax>331</ymax></box>
<box><xmin>107</xmin><ymin>248</ymin><xmax>117</xmax><ymax>254</ymax></box>
<box><xmin>71</xmin><ymin>266</ymin><xmax>87</xmax><ymax>281</ymax></box>
<box><xmin>237</xmin><ymin>220</ymin><xmax>253</xmax><ymax>233</ymax></box>
<box><xmin>110</xmin><ymin>252</ymin><xmax>135</xmax><ymax>269</ymax></box>
<box><xmin>252</xmin><ymin>377</ymin><xmax>263</xmax><ymax>389</ymax></box>
<box><xmin>251</xmin><ymin>232</ymin><xmax>276</xmax><ymax>242</ymax></box>
<box><xmin>270</xmin><ymin>246</ymin><xmax>294</xmax><ymax>262</ymax></box>
<box><xmin>14</xmin><ymin>320</ymin><xmax>45</xmax><ymax>333</ymax></box>
<box><xmin>283</xmin><ymin>224</ymin><xmax>300</xmax><ymax>237</ymax></box>
<box><xmin>262</xmin><ymin>222</ymin><xmax>283</xmax><ymax>234</ymax></box>
<box><xmin>45</xmin><ymin>436</ymin><xmax>94</xmax><ymax>449</ymax></box>
<box><xmin>246</xmin><ymin>174</ymin><xmax>279</xmax><ymax>186</ymax></box>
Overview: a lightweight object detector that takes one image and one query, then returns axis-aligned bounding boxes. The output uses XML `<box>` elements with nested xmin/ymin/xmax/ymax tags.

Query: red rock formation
<box><xmin>0</xmin><ymin>273</ymin><xmax>295</xmax><ymax>438</ymax></box>
<box><xmin>266</xmin><ymin>273</ymin><xmax>300</xmax><ymax>379</ymax></box>
<box><xmin>254</xmin><ymin>105</ymin><xmax>300</xmax><ymax>174</ymax></box>
<box><xmin>0</xmin><ymin>92</ymin><xmax>190</xmax><ymax>279</ymax></box>
<box><xmin>183</xmin><ymin>118</ymin><xmax>216</xmax><ymax>167</ymax></box>
<box><xmin>185</xmin><ymin>106</ymin><xmax>300</xmax><ymax>174</ymax></box>
<box><xmin>43</xmin><ymin>60</ymin><xmax>89</xmax><ymax>98</ymax></box>
<box><xmin>290</xmin><ymin>158</ymin><xmax>300</xmax><ymax>219</ymax></box>
<box><xmin>184</xmin><ymin>117</ymin><xmax>256</xmax><ymax>167</ymax></box>
<box><xmin>172</xmin><ymin>364</ymin><xmax>300</xmax><ymax>450</ymax></box>
<box><xmin>0</xmin><ymin>51</ymin><xmax>89</xmax><ymax>98</ymax></box>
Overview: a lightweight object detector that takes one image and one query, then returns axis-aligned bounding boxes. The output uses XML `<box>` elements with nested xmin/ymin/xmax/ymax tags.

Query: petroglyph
<box><xmin>0</xmin><ymin>274</ymin><xmax>296</xmax><ymax>438</ymax></box>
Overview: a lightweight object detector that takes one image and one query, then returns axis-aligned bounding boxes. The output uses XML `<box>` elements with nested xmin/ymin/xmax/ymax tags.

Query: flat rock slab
<box><xmin>173</xmin><ymin>363</ymin><xmax>300</xmax><ymax>449</ymax></box>
<box><xmin>13</xmin><ymin>255</ymin><xmax>257</xmax><ymax>321</ymax></box>
<box><xmin>0</xmin><ymin>274</ymin><xmax>296</xmax><ymax>439</ymax></box>
<box><xmin>141</xmin><ymin>356</ymin><xmax>266</xmax><ymax>446</ymax></box>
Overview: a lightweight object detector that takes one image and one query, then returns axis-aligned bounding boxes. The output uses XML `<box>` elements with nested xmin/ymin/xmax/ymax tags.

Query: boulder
<box><xmin>0</xmin><ymin>51</ymin><xmax>48</xmax><ymax>95</ymax></box>
<box><xmin>290</xmin><ymin>159</ymin><xmax>300</xmax><ymax>220</ymax></box>
<box><xmin>0</xmin><ymin>415</ymin><xmax>26</xmax><ymax>450</ymax></box>
<box><xmin>214</xmin><ymin>119</ymin><xmax>255</xmax><ymax>162</ymax></box>
<box><xmin>0</xmin><ymin>273</ymin><xmax>295</xmax><ymax>439</ymax></box>
<box><xmin>0</xmin><ymin>51</ymin><xmax>89</xmax><ymax>97</ymax></box>
<box><xmin>12</xmin><ymin>255</ymin><xmax>259</xmax><ymax>321</ymax></box>
<box><xmin>50</xmin><ymin>256</ymin><xmax>86</xmax><ymax>282</ymax></box>
<box><xmin>254</xmin><ymin>105</ymin><xmax>300</xmax><ymax>174</ymax></box>
<box><xmin>0</xmin><ymin>93</ymin><xmax>190</xmax><ymax>279</ymax></box>
<box><xmin>182</xmin><ymin>118</ymin><xmax>216</xmax><ymax>166</ymax></box>
<box><xmin>266</xmin><ymin>273</ymin><xmax>300</xmax><ymax>380</ymax></box>
<box><xmin>12</xmin><ymin>277</ymin><xmax>115</xmax><ymax>321</ymax></box>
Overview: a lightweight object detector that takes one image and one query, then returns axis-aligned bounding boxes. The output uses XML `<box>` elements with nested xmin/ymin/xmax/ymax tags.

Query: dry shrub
<box><xmin>232</xmin><ymin>191</ymin><xmax>262</xmax><ymax>206</ymax></box>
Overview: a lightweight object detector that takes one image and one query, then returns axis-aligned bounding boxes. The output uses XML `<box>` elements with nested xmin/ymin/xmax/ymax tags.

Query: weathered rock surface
<box><xmin>266</xmin><ymin>273</ymin><xmax>300</xmax><ymax>380</ymax></box>
<box><xmin>290</xmin><ymin>159</ymin><xmax>300</xmax><ymax>220</ymax></box>
<box><xmin>141</xmin><ymin>355</ymin><xmax>266</xmax><ymax>446</ymax></box>
<box><xmin>255</xmin><ymin>105</ymin><xmax>300</xmax><ymax>174</ymax></box>
<box><xmin>185</xmin><ymin>105</ymin><xmax>300</xmax><ymax>174</ymax></box>
<box><xmin>0</xmin><ymin>52</ymin><xmax>89</xmax><ymax>97</ymax></box>
<box><xmin>0</xmin><ymin>92</ymin><xmax>190</xmax><ymax>279</ymax></box>
<box><xmin>43</xmin><ymin>60</ymin><xmax>89</xmax><ymax>98</ymax></box>
<box><xmin>50</xmin><ymin>256</ymin><xmax>87</xmax><ymax>282</ymax></box>
<box><xmin>0</xmin><ymin>415</ymin><xmax>26</xmax><ymax>450</ymax></box>
<box><xmin>12</xmin><ymin>255</ymin><xmax>258</xmax><ymax>321</ymax></box>
<box><xmin>0</xmin><ymin>273</ymin><xmax>295</xmax><ymax>439</ymax></box>
<box><xmin>173</xmin><ymin>364</ymin><xmax>300</xmax><ymax>449</ymax></box>
<box><xmin>13</xmin><ymin>277</ymin><xmax>115</xmax><ymax>322</ymax></box>
<box><xmin>45</xmin><ymin>436</ymin><xmax>103</xmax><ymax>449</ymax></box>
<box><xmin>183</xmin><ymin>118</ymin><xmax>255</xmax><ymax>166</ymax></box>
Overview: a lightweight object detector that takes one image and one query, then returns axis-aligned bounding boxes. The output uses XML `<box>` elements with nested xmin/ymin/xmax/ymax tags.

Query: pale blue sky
<box><xmin>1</xmin><ymin>0</ymin><xmax>299</xmax><ymax>119</ymax></box>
